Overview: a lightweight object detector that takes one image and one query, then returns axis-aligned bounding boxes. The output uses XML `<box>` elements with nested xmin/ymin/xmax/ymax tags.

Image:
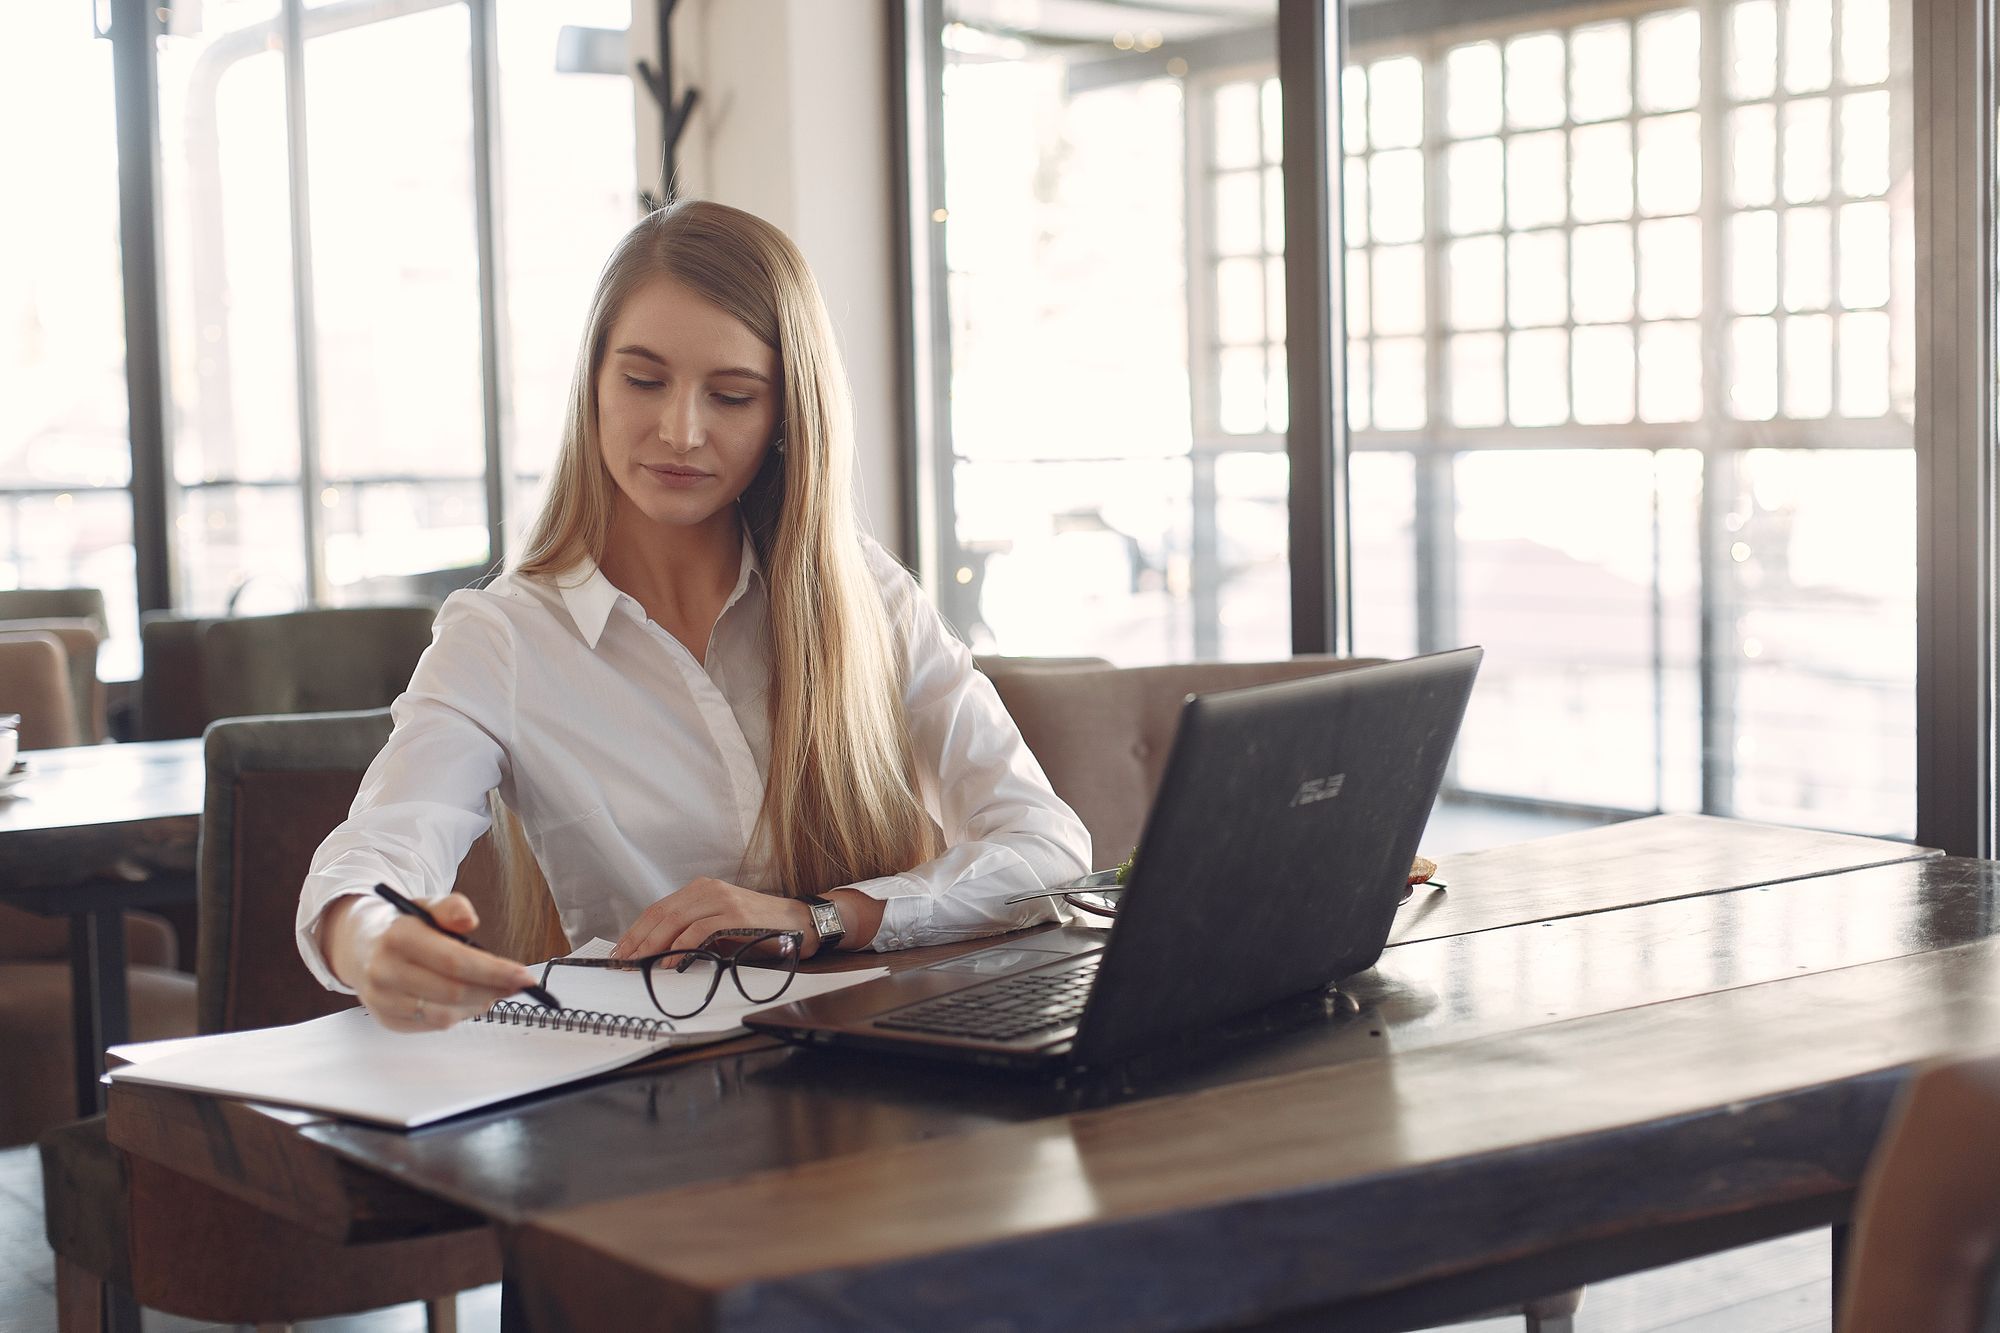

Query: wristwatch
<box><xmin>803</xmin><ymin>895</ymin><xmax>846</xmax><ymax>952</ymax></box>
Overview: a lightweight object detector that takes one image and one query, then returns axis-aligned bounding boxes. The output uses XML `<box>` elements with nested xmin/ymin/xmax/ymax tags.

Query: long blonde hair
<box><xmin>496</xmin><ymin>201</ymin><xmax>938</xmax><ymax>945</ymax></box>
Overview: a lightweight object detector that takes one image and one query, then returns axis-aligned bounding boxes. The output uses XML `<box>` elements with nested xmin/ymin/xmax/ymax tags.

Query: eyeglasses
<box><xmin>539</xmin><ymin>929</ymin><xmax>803</xmax><ymax>1020</ymax></box>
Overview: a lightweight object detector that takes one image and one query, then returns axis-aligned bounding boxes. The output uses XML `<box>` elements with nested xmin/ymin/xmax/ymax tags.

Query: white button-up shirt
<box><xmin>294</xmin><ymin>534</ymin><xmax>1091</xmax><ymax>990</ymax></box>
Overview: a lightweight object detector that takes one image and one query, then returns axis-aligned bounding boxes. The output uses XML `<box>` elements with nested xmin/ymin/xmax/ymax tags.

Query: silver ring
<box><xmin>413</xmin><ymin>996</ymin><xmax>427</xmax><ymax>1022</ymax></box>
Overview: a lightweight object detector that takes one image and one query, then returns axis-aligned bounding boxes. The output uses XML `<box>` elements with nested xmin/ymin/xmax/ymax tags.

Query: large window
<box><xmin>155</xmin><ymin>0</ymin><xmax>635</xmax><ymax>619</ymax></box>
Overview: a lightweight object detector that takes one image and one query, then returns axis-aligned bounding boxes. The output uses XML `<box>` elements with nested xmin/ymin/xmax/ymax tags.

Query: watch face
<box><xmin>811</xmin><ymin>900</ymin><xmax>843</xmax><ymax>938</ymax></box>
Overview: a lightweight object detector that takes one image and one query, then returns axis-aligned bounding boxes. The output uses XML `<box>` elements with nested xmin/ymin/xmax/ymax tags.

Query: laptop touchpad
<box><xmin>926</xmin><ymin>947</ymin><xmax>1073</xmax><ymax>977</ymax></box>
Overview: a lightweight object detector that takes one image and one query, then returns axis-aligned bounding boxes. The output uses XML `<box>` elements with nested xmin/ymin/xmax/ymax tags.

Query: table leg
<box><xmin>68</xmin><ymin>908</ymin><xmax>130</xmax><ymax>1116</ymax></box>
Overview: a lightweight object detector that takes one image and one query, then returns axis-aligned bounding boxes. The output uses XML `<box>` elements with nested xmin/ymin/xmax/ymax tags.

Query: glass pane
<box><xmin>1214</xmin><ymin>81</ymin><xmax>1261</xmax><ymax>168</ymax></box>
<box><xmin>1445</xmin><ymin>43</ymin><xmax>1502</xmax><ymax>139</ymax></box>
<box><xmin>1216</xmin><ymin>170</ymin><xmax>1263</xmax><ymax>255</ymax></box>
<box><xmin>1571</xmin><ymin>224</ymin><xmax>1637</xmax><ymax>323</ymax></box>
<box><xmin>1220</xmin><ymin>348</ymin><xmax>1267</xmax><ymax>435</ymax></box>
<box><xmin>1782</xmin><ymin>98</ymin><xmax>1833</xmax><ymax>203</ymax></box>
<box><xmin>1730</xmin><ymin>0</ymin><xmax>1779</xmax><ymax>100</ymax></box>
<box><xmin>1217</xmin><ymin>258</ymin><xmax>1266</xmax><ymax>345</ymax></box>
<box><xmin>1506</xmin><ymin>132</ymin><xmax>1567</xmax><ymax>230</ymax></box>
<box><xmin>1369</xmin><ymin>150</ymin><xmax>1426</xmax><ymax>244</ymax></box>
<box><xmin>1785</xmin><ymin>0</ymin><xmax>1836</xmax><ymax>93</ymax></box>
<box><xmin>0</xmin><ymin>9</ymin><xmax>141</xmax><ymax>670</ymax></box>
<box><xmin>1265</xmin><ymin>345</ymin><xmax>1288</xmax><ymax>433</ymax></box>
<box><xmin>1349</xmin><ymin>452</ymin><xmax>1418</xmax><ymax>659</ymax></box>
<box><xmin>1638</xmin><ymin>321</ymin><xmax>1702</xmax><ymax>422</ymax></box>
<box><xmin>1261</xmin><ymin>77</ymin><xmax>1283</xmax><ymax>164</ymax></box>
<box><xmin>1570</xmin><ymin>123</ymin><xmax>1634</xmax><ymax>222</ymax></box>
<box><xmin>1729</xmin><ymin>104</ymin><xmax>1778</xmax><ymax>207</ymax></box>
<box><xmin>1784</xmin><ymin>206</ymin><xmax>1832</xmax><ymax>310</ymax></box>
<box><xmin>1573</xmin><ymin>326</ymin><xmax>1637</xmax><ymax>424</ymax></box>
<box><xmin>1507</xmin><ymin>231</ymin><xmax>1567</xmax><ymax>328</ymax></box>
<box><xmin>1265</xmin><ymin>256</ymin><xmax>1287</xmax><ymax>342</ymax></box>
<box><xmin>1570</xmin><ymin>23</ymin><xmax>1632</xmax><ymax>122</ymax></box>
<box><xmin>1343</xmin><ymin>157</ymin><xmax>1369</xmax><ymax>245</ymax></box>
<box><xmin>1448</xmin><ymin>236</ymin><xmax>1507</xmax><ymax>330</ymax></box>
<box><xmin>1838</xmin><ymin>311</ymin><xmax>1892</xmax><ymax>416</ymax></box>
<box><xmin>1347</xmin><ymin>340</ymin><xmax>1372</xmax><ymax>430</ymax></box>
<box><xmin>1346</xmin><ymin>250</ymin><xmax>1371</xmax><ymax>337</ymax></box>
<box><xmin>1840</xmin><ymin>91</ymin><xmax>1892</xmax><ymax>197</ymax></box>
<box><xmin>1374</xmin><ymin>337</ymin><xmax>1427</xmax><ymax>430</ymax></box>
<box><xmin>1839</xmin><ymin>202</ymin><xmax>1892</xmax><ymax>307</ymax></box>
<box><xmin>1449</xmin><ymin>333</ymin><xmax>1506</xmax><ymax>427</ymax></box>
<box><xmin>1784</xmin><ymin>314</ymin><xmax>1834</xmax><ymax>418</ymax></box>
<box><xmin>1730</xmin><ymin>210</ymin><xmax>1780</xmax><ymax>314</ymax></box>
<box><xmin>1264</xmin><ymin>167</ymin><xmax>1285</xmax><ymax>253</ymax></box>
<box><xmin>1637</xmin><ymin>114</ymin><xmax>1702</xmax><ymax>215</ymax></box>
<box><xmin>1372</xmin><ymin>246</ymin><xmax>1426</xmax><ymax>336</ymax></box>
<box><xmin>1842</xmin><ymin>0</ymin><xmax>1892</xmax><ymax>84</ymax></box>
<box><xmin>1636</xmin><ymin>9</ymin><xmax>1702</xmax><ymax>112</ymax></box>
<box><xmin>1447</xmin><ymin>139</ymin><xmax>1505</xmax><ymax>235</ymax></box>
<box><xmin>1507</xmin><ymin>329</ymin><xmax>1568</xmax><ymax>427</ymax></box>
<box><xmin>305</xmin><ymin>7</ymin><xmax>487</xmax><ymax>577</ymax></box>
<box><xmin>1368</xmin><ymin>56</ymin><xmax>1423</xmax><ymax>149</ymax></box>
<box><xmin>1214</xmin><ymin>452</ymin><xmax>1289</xmax><ymax>656</ymax></box>
<box><xmin>179</xmin><ymin>484</ymin><xmax>308</xmax><ymax>616</ymax></box>
<box><xmin>1342</xmin><ymin>64</ymin><xmax>1368</xmax><ymax>157</ymax></box>
<box><xmin>1638</xmin><ymin>217</ymin><xmax>1703</xmax><ymax>320</ymax></box>
<box><xmin>324</xmin><ymin>480</ymin><xmax>487</xmax><ymax>598</ymax></box>
<box><xmin>496</xmin><ymin>0</ymin><xmax>636</xmax><ymax>514</ymax></box>
<box><xmin>1730</xmin><ymin>316</ymin><xmax>1780</xmax><ymax>419</ymax></box>
<box><xmin>1504</xmin><ymin>33</ymin><xmax>1566</xmax><ymax>130</ymax></box>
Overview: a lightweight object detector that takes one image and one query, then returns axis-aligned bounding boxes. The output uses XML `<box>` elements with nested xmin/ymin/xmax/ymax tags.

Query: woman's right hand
<box><xmin>319</xmin><ymin>892</ymin><xmax>542</xmax><ymax>1032</ymax></box>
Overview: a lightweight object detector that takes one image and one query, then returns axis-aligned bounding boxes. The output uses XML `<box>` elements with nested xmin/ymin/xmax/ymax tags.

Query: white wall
<box><xmin>635</xmin><ymin>0</ymin><xmax>907</xmax><ymax>559</ymax></box>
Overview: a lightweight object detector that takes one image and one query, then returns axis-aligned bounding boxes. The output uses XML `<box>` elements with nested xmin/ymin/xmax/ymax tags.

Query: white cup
<box><xmin>0</xmin><ymin>722</ymin><xmax>18</xmax><ymax>777</ymax></box>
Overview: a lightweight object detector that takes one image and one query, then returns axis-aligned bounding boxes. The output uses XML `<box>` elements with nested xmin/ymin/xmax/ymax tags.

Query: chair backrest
<box><xmin>1839</xmin><ymin>1051</ymin><xmax>2000</xmax><ymax>1333</ymax></box>
<box><xmin>0</xmin><ymin>588</ymin><xmax>108</xmax><ymax>638</ymax></box>
<box><xmin>0</xmin><ymin>631</ymin><xmax>81</xmax><ymax>750</ymax></box>
<box><xmin>197</xmin><ymin>709</ymin><xmax>562</xmax><ymax>1034</ymax></box>
<box><xmin>136</xmin><ymin>610</ymin><xmax>218</xmax><ymax>740</ymax></box>
<box><xmin>0</xmin><ymin>617</ymin><xmax>105</xmax><ymax>742</ymax></box>
<box><xmin>200</xmin><ymin>605</ymin><xmax>439</xmax><ymax>723</ymax></box>
<box><xmin>979</xmin><ymin>656</ymin><xmax>1385</xmax><ymax>866</ymax></box>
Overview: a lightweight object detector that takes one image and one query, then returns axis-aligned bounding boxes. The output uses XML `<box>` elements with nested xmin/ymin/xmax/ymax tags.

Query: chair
<box><xmin>978</xmin><ymin>654</ymin><xmax>1586</xmax><ymax>1333</ymax></box>
<box><xmin>1838</xmin><ymin>1051</ymin><xmax>2000</xmax><ymax>1332</ymax></box>
<box><xmin>41</xmin><ymin>708</ymin><xmax>560</xmax><ymax>1331</ymax></box>
<box><xmin>201</xmin><ymin>604</ymin><xmax>440</xmax><ymax>721</ymax></box>
<box><xmin>0</xmin><ymin>587</ymin><xmax>109</xmax><ymax>637</ymax></box>
<box><xmin>132</xmin><ymin>610</ymin><xmax>216</xmax><ymax>741</ymax></box>
<box><xmin>0</xmin><ymin>631</ymin><xmax>81</xmax><ymax>750</ymax></box>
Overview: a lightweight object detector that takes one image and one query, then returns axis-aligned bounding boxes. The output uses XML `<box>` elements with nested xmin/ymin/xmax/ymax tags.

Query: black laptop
<box><xmin>746</xmin><ymin>647</ymin><xmax>1483</xmax><ymax>1072</ymax></box>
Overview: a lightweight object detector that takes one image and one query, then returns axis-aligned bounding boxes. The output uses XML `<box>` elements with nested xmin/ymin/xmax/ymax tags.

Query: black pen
<box><xmin>372</xmin><ymin>883</ymin><xmax>562</xmax><ymax>1010</ymax></box>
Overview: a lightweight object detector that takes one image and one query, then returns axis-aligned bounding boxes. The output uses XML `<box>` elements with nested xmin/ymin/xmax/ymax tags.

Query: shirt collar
<box><xmin>554</xmin><ymin>525</ymin><xmax>764</xmax><ymax>650</ymax></box>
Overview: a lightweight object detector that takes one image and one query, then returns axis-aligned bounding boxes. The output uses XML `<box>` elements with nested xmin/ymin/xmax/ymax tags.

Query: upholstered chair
<box><xmin>201</xmin><ymin>604</ymin><xmax>439</xmax><ymax>721</ymax></box>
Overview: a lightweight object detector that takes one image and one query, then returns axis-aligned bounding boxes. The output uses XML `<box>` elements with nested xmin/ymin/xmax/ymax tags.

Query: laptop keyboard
<box><xmin>874</xmin><ymin>956</ymin><xmax>1102</xmax><ymax>1043</ymax></box>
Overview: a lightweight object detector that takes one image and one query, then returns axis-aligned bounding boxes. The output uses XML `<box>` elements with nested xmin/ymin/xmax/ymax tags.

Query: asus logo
<box><xmin>1291</xmin><ymin>774</ymin><xmax>1346</xmax><ymax>807</ymax></box>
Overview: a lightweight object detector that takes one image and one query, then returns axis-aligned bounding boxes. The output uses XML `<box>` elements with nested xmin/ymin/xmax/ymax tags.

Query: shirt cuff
<box><xmin>840</xmin><ymin>872</ymin><xmax>933</xmax><ymax>951</ymax></box>
<box><xmin>296</xmin><ymin>890</ymin><xmax>399</xmax><ymax>994</ymax></box>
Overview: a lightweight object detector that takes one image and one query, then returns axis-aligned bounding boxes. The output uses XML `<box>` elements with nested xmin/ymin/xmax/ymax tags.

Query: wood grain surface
<box><xmin>510</xmin><ymin>933</ymin><xmax>2000</xmax><ymax>1332</ymax></box>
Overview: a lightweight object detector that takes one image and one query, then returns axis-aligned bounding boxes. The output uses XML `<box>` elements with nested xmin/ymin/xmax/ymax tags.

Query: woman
<box><xmin>297</xmin><ymin>200</ymin><xmax>1090</xmax><ymax>1031</ymax></box>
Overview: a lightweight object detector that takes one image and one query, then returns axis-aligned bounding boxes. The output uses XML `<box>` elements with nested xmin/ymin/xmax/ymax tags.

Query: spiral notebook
<box><xmin>106</xmin><ymin>941</ymin><xmax>888</xmax><ymax>1128</ymax></box>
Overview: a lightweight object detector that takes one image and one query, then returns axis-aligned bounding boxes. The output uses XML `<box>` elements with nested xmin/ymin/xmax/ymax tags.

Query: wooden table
<box><xmin>0</xmin><ymin>738</ymin><xmax>203</xmax><ymax>1113</ymax></box>
<box><xmin>105</xmin><ymin>815</ymin><xmax>1952</xmax><ymax>1330</ymax></box>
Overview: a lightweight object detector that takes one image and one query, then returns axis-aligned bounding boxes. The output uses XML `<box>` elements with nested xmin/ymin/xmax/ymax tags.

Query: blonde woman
<box><xmin>297</xmin><ymin>201</ymin><xmax>1090</xmax><ymax>1030</ymax></box>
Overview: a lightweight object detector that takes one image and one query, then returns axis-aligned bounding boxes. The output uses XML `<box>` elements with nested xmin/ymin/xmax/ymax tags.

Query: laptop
<box><xmin>746</xmin><ymin>646</ymin><xmax>1483</xmax><ymax>1072</ymax></box>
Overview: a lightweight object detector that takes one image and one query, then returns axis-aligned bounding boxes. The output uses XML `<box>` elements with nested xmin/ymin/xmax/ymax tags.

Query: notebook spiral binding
<box><xmin>477</xmin><ymin>1001</ymin><xmax>678</xmax><ymax>1040</ymax></box>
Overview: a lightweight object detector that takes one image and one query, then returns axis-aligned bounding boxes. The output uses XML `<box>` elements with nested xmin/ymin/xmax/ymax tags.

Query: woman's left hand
<box><xmin>610</xmin><ymin>877</ymin><xmax>812</xmax><ymax>960</ymax></box>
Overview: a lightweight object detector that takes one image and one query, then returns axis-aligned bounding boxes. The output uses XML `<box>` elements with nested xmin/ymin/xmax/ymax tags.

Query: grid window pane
<box><xmin>1573</xmin><ymin>326</ymin><xmax>1638</xmax><ymax>424</ymax></box>
<box><xmin>1369</xmin><ymin>55</ymin><xmax>1425</xmax><ymax>148</ymax></box>
<box><xmin>1784</xmin><ymin>206</ymin><xmax>1832</xmax><ymax>310</ymax></box>
<box><xmin>1263</xmin><ymin>167</ymin><xmax>1285</xmax><ymax>252</ymax></box>
<box><xmin>1508</xmin><ymin>328</ymin><xmax>1569</xmax><ymax>426</ymax></box>
<box><xmin>1782</xmin><ymin>98</ymin><xmax>1832</xmax><ymax>203</ymax></box>
<box><xmin>1638</xmin><ymin>217</ymin><xmax>1703</xmax><ymax>320</ymax></box>
<box><xmin>1373</xmin><ymin>245</ymin><xmax>1427</xmax><ymax>336</ymax></box>
<box><xmin>1570</xmin><ymin>23</ymin><xmax>1633</xmax><ymax>122</ymax></box>
<box><xmin>1342</xmin><ymin>64</ymin><xmax>1369</xmax><ymax>156</ymax></box>
<box><xmin>1214</xmin><ymin>81</ymin><xmax>1261</xmax><ymax>168</ymax></box>
<box><xmin>1841</xmin><ymin>0</ymin><xmax>1892</xmax><ymax>84</ymax></box>
<box><xmin>1347</xmin><ymin>340</ymin><xmax>1372</xmax><ymax>430</ymax></box>
<box><xmin>1637</xmin><ymin>114</ymin><xmax>1703</xmax><ymax>215</ymax></box>
<box><xmin>1450</xmin><ymin>332</ymin><xmax>1507</xmax><ymax>426</ymax></box>
<box><xmin>1571</xmin><ymin>123</ymin><xmax>1635</xmax><ymax>222</ymax></box>
<box><xmin>1508</xmin><ymin>231</ymin><xmax>1568</xmax><ymax>327</ymax></box>
<box><xmin>1638</xmin><ymin>320</ymin><xmax>1702</xmax><ymax>422</ymax></box>
<box><xmin>1839</xmin><ymin>202</ymin><xmax>1892</xmax><ymax>307</ymax></box>
<box><xmin>1344</xmin><ymin>156</ymin><xmax>1369</xmax><ymax>245</ymax></box>
<box><xmin>1784</xmin><ymin>0</ymin><xmax>1836</xmax><ymax>93</ymax></box>
<box><xmin>1729</xmin><ymin>0</ymin><xmax>1779</xmax><ymax>100</ymax></box>
<box><xmin>1217</xmin><ymin>257</ymin><xmax>1266</xmax><ymax>344</ymax></box>
<box><xmin>1840</xmin><ymin>91</ymin><xmax>1892</xmax><ymax>197</ymax></box>
<box><xmin>1445</xmin><ymin>42</ymin><xmax>1502</xmax><ymax>138</ymax></box>
<box><xmin>1448</xmin><ymin>235</ymin><xmax>1507</xmax><ymax>329</ymax></box>
<box><xmin>1369</xmin><ymin>150</ymin><xmax>1426</xmax><ymax>243</ymax></box>
<box><xmin>1219</xmin><ymin>346</ymin><xmax>1268</xmax><ymax>434</ymax></box>
<box><xmin>1839</xmin><ymin>311</ymin><xmax>1892</xmax><ymax>416</ymax></box>
<box><xmin>1729</xmin><ymin>104</ymin><xmax>1778</xmax><ymax>207</ymax></box>
<box><xmin>1783</xmin><ymin>313</ymin><xmax>1834</xmax><ymax>418</ymax></box>
<box><xmin>1506</xmin><ymin>132</ymin><xmax>1568</xmax><ymax>230</ymax></box>
<box><xmin>1636</xmin><ymin>9</ymin><xmax>1702</xmax><ymax>113</ymax></box>
<box><xmin>1730</xmin><ymin>210</ymin><xmax>1780</xmax><ymax>313</ymax></box>
<box><xmin>1346</xmin><ymin>250</ymin><xmax>1371</xmax><ymax>336</ymax></box>
<box><xmin>1504</xmin><ymin>33</ymin><xmax>1567</xmax><ymax>130</ymax></box>
<box><xmin>1571</xmin><ymin>224</ymin><xmax>1637</xmax><ymax>323</ymax></box>
<box><xmin>1265</xmin><ymin>256</ymin><xmax>1287</xmax><ymax>342</ymax></box>
<box><xmin>1260</xmin><ymin>77</ymin><xmax>1283</xmax><ymax>162</ymax></box>
<box><xmin>1730</xmin><ymin>315</ymin><xmax>1779</xmax><ymax>419</ymax></box>
<box><xmin>1447</xmin><ymin>138</ymin><xmax>1506</xmax><ymax>234</ymax></box>
<box><xmin>1216</xmin><ymin>170</ymin><xmax>1264</xmax><ymax>254</ymax></box>
<box><xmin>1374</xmin><ymin>337</ymin><xmax>1428</xmax><ymax>430</ymax></box>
